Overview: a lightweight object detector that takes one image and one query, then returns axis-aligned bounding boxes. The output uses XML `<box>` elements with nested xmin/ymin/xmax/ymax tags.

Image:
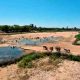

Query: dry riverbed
<box><xmin>0</xmin><ymin>32</ymin><xmax>80</xmax><ymax>80</ymax></box>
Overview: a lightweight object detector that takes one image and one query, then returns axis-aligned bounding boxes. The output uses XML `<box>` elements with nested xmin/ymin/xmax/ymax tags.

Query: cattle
<box><xmin>49</xmin><ymin>47</ymin><xmax>54</xmax><ymax>52</ymax></box>
<box><xmin>43</xmin><ymin>46</ymin><xmax>48</xmax><ymax>51</ymax></box>
<box><xmin>55</xmin><ymin>46</ymin><xmax>61</xmax><ymax>52</ymax></box>
<box><xmin>64</xmin><ymin>48</ymin><xmax>70</xmax><ymax>53</ymax></box>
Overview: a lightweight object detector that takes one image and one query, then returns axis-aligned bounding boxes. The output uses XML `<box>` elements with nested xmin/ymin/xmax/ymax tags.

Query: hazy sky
<box><xmin>0</xmin><ymin>0</ymin><xmax>80</xmax><ymax>27</ymax></box>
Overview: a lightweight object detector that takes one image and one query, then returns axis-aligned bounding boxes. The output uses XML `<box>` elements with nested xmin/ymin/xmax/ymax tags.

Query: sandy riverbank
<box><xmin>0</xmin><ymin>31</ymin><xmax>80</xmax><ymax>55</ymax></box>
<box><xmin>0</xmin><ymin>60</ymin><xmax>80</xmax><ymax>80</ymax></box>
<box><xmin>0</xmin><ymin>31</ymin><xmax>80</xmax><ymax>80</ymax></box>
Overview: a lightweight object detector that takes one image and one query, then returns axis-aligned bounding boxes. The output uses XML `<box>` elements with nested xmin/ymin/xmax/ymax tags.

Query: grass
<box><xmin>50</xmin><ymin>52</ymin><xmax>80</xmax><ymax>61</ymax></box>
<box><xmin>59</xmin><ymin>53</ymin><xmax>80</xmax><ymax>61</ymax></box>
<box><xmin>63</xmin><ymin>54</ymin><xmax>80</xmax><ymax>61</ymax></box>
<box><xmin>18</xmin><ymin>52</ymin><xmax>80</xmax><ymax>68</ymax></box>
<box><xmin>18</xmin><ymin>52</ymin><xmax>47</xmax><ymax>68</ymax></box>
<box><xmin>73</xmin><ymin>33</ymin><xmax>80</xmax><ymax>45</ymax></box>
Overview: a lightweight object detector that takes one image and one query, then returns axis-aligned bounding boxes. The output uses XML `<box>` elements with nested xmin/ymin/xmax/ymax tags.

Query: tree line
<box><xmin>0</xmin><ymin>24</ymin><xmax>80</xmax><ymax>33</ymax></box>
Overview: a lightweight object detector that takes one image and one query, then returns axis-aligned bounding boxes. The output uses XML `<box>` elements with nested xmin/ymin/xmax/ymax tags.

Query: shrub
<box><xmin>18</xmin><ymin>51</ymin><xmax>80</xmax><ymax>68</ymax></box>
<box><xmin>50</xmin><ymin>52</ymin><xmax>61</xmax><ymax>60</ymax></box>
<box><xmin>50</xmin><ymin>52</ymin><xmax>80</xmax><ymax>62</ymax></box>
<box><xmin>75</xmin><ymin>34</ymin><xmax>80</xmax><ymax>40</ymax></box>
<box><xmin>26</xmin><ymin>62</ymin><xmax>33</xmax><ymax>68</ymax></box>
<box><xmin>18</xmin><ymin>52</ymin><xmax>46</xmax><ymax>68</ymax></box>
<box><xmin>67</xmin><ymin>54</ymin><xmax>80</xmax><ymax>61</ymax></box>
<box><xmin>73</xmin><ymin>33</ymin><xmax>80</xmax><ymax>45</ymax></box>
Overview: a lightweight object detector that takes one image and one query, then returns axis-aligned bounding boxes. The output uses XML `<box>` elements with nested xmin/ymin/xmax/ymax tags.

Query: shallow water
<box><xmin>0</xmin><ymin>47</ymin><xmax>23</xmax><ymax>64</ymax></box>
<box><xmin>18</xmin><ymin>36</ymin><xmax>62</xmax><ymax>45</ymax></box>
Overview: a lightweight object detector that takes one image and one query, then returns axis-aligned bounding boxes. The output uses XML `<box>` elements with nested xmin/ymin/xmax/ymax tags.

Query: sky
<box><xmin>0</xmin><ymin>0</ymin><xmax>80</xmax><ymax>27</ymax></box>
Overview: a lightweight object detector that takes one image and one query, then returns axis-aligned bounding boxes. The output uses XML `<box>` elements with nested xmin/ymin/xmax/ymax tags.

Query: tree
<box><xmin>1</xmin><ymin>25</ymin><xmax>10</xmax><ymax>33</ymax></box>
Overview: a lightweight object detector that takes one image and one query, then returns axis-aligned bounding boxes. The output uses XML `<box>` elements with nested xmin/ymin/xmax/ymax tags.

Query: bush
<box><xmin>73</xmin><ymin>33</ymin><xmax>80</xmax><ymax>45</ymax></box>
<box><xmin>67</xmin><ymin>54</ymin><xmax>80</xmax><ymax>61</ymax></box>
<box><xmin>50</xmin><ymin>52</ymin><xmax>80</xmax><ymax>62</ymax></box>
<box><xmin>26</xmin><ymin>62</ymin><xmax>34</xmax><ymax>68</ymax></box>
<box><xmin>75</xmin><ymin>34</ymin><xmax>80</xmax><ymax>40</ymax></box>
<box><xmin>18</xmin><ymin>52</ymin><xmax>46</xmax><ymax>68</ymax></box>
<box><xmin>50</xmin><ymin>52</ymin><xmax>61</xmax><ymax>60</ymax></box>
<box><xmin>18</xmin><ymin>52</ymin><xmax>80</xmax><ymax>68</ymax></box>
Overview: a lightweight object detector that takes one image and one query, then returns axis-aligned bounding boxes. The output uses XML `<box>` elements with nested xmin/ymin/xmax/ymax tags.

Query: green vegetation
<box><xmin>51</xmin><ymin>53</ymin><xmax>80</xmax><ymax>62</ymax></box>
<box><xmin>18</xmin><ymin>52</ymin><xmax>47</xmax><ymax>68</ymax></box>
<box><xmin>1</xmin><ymin>51</ymin><xmax>80</xmax><ymax>68</ymax></box>
<box><xmin>0</xmin><ymin>24</ymin><xmax>80</xmax><ymax>33</ymax></box>
<box><xmin>73</xmin><ymin>33</ymin><xmax>80</xmax><ymax>45</ymax></box>
<box><xmin>75</xmin><ymin>34</ymin><xmax>80</xmax><ymax>40</ymax></box>
<box><xmin>18</xmin><ymin>52</ymin><xmax>80</xmax><ymax>68</ymax></box>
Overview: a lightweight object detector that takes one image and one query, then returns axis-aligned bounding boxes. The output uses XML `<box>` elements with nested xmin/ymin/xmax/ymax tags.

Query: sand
<box><xmin>6</xmin><ymin>31</ymin><xmax>79</xmax><ymax>55</ymax></box>
<box><xmin>0</xmin><ymin>60</ymin><xmax>80</xmax><ymax>80</ymax></box>
<box><xmin>0</xmin><ymin>31</ymin><xmax>80</xmax><ymax>54</ymax></box>
<box><xmin>0</xmin><ymin>31</ymin><xmax>80</xmax><ymax>80</ymax></box>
